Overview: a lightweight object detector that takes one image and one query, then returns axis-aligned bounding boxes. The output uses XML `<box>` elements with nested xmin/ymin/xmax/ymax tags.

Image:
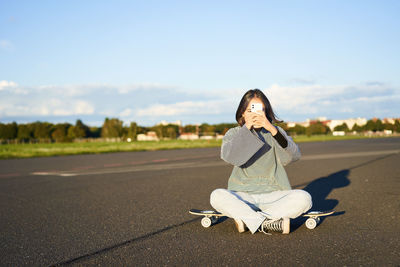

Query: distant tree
<box><xmin>306</xmin><ymin>122</ymin><xmax>330</xmax><ymax>136</ymax></box>
<box><xmin>52</xmin><ymin>123</ymin><xmax>72</xmax><ymax>142</ymax></box>
<box><xmin>351</xmin><ymin>124</ymin><xmax>364</xmax><ymax>132</ymax></box>
<box><xmin>199</xmin><ymin>123</ymin><xmax>216</xmax><ymax>136</ymax></box>
<box><xmin>136</xmin><ymin>126</ymin><xmax>148</xmax><ymax>135</ymax></box>
<box><xmin>101</xmin><ymin>118</ymin><xmax>124</xmax><ymax>138</ymax></box>
<box><xmin>67</xmin><ymin>126</ymin><xmax>75</xmax><ymax>139</ymax></box>
<box><xmin>127</xmin><ymin>122</ymin><xmax>138</xmax><ymax>140</ymax></box>
<box><xmin>151</xmin><ymin>124</ymin><xmax>179</xmax><ymax>139</ymax></box>
<box><xmin>88</xmin><ymin>126</ymin><xmax>101</xmax><ymax>138</ymax></box>
<box><xmin>17</xmin><ymin>124</ymin><xmax>33</xmax><ymax>141</ymax></box>
<box><xmin>275</xmin><ymin>122</ymin><xmax>288</xmax><ymax>131</ymax></box>
<box><xmin>394</xmin><ymin>120</ymin><xmax>400</xmax><ymax>133</ymax></box>
<box><xmin>382</xmin><ymin>123</ymin><xmax>394</xmax><ymax>131</ymax></box>
<box><xmin>0</xmin><ymin>122</ymin><xmax>18</xmax><ymax>140</ymax></box>
<box><xmin>364</xmin><ymin>119</ymin><xmax>384</xmax><ymax>132</ymax></box>
<box><xmin>150</xmin><ymin>125</ymin><xmax>163</xmax><ymax>138</ymax></box>
<box><xmin>67</xmin><ymin>119</ymin><xmax>89</xmax><ymax>139</ymax></box>
<box><xmin>165</xmin><ymin>126</ymin><xmax>178</xmax><ymax>139</ymax></box>
<box><xmin>288</xmin><ymin>124</ymin><xmax>306</xmax><ymax>135</ymax></box>
<box><xmin>364</xmin><ymin>120</ymin><xmax>375</xmax><ymax>131</ymax></box>
<box><xmin>183</xmin><ymin>125</ymin><xmax>197</xmax><ymax>134</ymax></box>
<box><xmin>33</xmin><ymin>122</ymin><xmax>52</xmax><ymax>140</ymax></box>
<box><xmin>74</xmin><ymin>119</ymin><xmax>90</xmax><ymax>138</ymax></box>
<box><xmin>333</xmin><ymin>123</ymin><xmax>349</xmax><ymax>132</ymax></box>
<box><xmin>375</xmin><ymin>119</ymin><xmax>384</xmax><ymax>131</ymax></box>
<box><xmin>214</xmin><ymin>123</ymin><xmax>237</xmax><ymax>135</ymax></box>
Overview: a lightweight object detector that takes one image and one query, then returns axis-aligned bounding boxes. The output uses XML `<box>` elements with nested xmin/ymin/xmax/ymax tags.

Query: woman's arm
<box><xmin>249</xmin><ymin>111</ymin><xmax>300</xmax><ymax>165</ymax></box>
<box><xmin>273</xmin><ymin>126</ymin><xmax>301</xmax><ymax>166</ymax></box>
<box><xmin>220</xmin><ymin>125</ymin><xmax>265</xmax><ymax>166</ymax></box>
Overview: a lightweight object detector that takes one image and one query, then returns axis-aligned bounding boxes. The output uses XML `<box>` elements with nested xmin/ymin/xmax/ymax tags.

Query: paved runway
<box><xmin>1</xmin><ymin>137</ymin><xmax>399</xmax><ymax>266</ymax></box>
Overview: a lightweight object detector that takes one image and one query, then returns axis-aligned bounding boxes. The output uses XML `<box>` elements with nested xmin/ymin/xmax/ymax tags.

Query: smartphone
<box><xmin>251</xmin><ymin>103</ymin><xmax>263</xmax><ymax>113</ymax></box>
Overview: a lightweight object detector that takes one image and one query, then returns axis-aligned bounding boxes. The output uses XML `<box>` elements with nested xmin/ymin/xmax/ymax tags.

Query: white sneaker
<box><xmin>234</xmin><ymin>219</ymin><xmax>248</xmax><ymax>233</ymax></box>
<box><xmin>259</xmin><ymin>217</ymin><xmax>290</xmax><ymax>234</ymax></box>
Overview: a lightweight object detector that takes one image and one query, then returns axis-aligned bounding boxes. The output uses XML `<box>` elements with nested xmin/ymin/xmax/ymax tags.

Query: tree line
<box><xmin>0</xmin><ymin>118</ymin><xmax>238</xmax><ymax>143</ymax></box>
<box><xmin>281</xmin><ymin>119</ymin><xmax>400</xmax><ymax>136</ymax></box>
<box><xmin>0</xmin><ymin>118</ymin><xmax>399</xmax><ymax>143</ymax></box>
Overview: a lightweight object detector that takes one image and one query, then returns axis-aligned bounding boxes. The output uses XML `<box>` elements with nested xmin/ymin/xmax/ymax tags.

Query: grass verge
<box><xmin>0</xmin><ymin>135</ymin><xmax>396</xmax><ymax>159</ymax></box>
<box><xmin>0</xmin><ymin>139</ymin><xmax>222</xmax><ymax>159</ymax></box>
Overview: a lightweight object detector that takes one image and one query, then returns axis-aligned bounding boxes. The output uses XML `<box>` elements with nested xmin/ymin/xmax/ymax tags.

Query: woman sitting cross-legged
<box><xmin>210</xmin><ymin>89</ymin><xmax>312</xmax><ymax>234</ymax></box>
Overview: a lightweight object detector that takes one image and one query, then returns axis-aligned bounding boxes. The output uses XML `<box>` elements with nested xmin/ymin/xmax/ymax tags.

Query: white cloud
<box><xmin>0</xmin><ymin>81</ymin><xmax>398</xmax><ymax>125</ymax></box>
<box><xmin>266</xmin><ymin>83</ymin><xmax>345</xmax><ymax>111</ymax></box>
<box><xmin>119</xmin><ymin>108</ymin><xmax>133</xmax><ymax>117</ymax></box>
<box><xmin>264</xmin><ymin>82</ymin><xmax>400</xmax><ymax>121</ymax></box>
<box><xmin>0</xmin><ymin>83</ymin><xmax>96</xmax><ymax>117</ymax></box>
<box><xmin>135</xmin><ymin>99</ymin><xmax>236</xmax><ymax>117</ymax></box>
<box><xmin>0</xmin><ymin>98</ymin><xmax>95</xmax><ymax>117</ymax></box>
<box><xmin>37</xmin><ymin>83</ymin><xmax>105</xmax><ymax>97</ymax></box>
<box><xmin>0</xmin><ymin>80</ymin><xmax>18</xmax><ymax>90</ymax></box>
<box><xmin>74</xmin><ymin>100</ymin><xmax>94</xmax><ymax>114</ymax></box>
<box><xmin>51</xmin><ymin>99</ymin><xmax>94</xmax><ymax>116</ymax></box>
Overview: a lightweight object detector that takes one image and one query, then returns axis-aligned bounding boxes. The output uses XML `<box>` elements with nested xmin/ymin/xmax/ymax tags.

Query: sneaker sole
<box><xmin>282</xmin><ymin>218</ymin><xmax>290</xmax><ymax>234</ymax></box>
<box><xmin>234</xmin><ymin>219</ymin><xmax>247</xmax><ymax>233</ymax></box>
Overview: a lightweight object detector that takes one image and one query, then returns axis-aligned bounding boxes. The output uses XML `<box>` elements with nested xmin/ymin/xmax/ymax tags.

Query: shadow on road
<box><xmin>291</xmin><ymin>169</ymin><xmax>351</xmax><ymax>231</ymax></box>
<box><xmin>303</xmin><ymin>169</ymin><xmax>351</xmax><ymax>211</ymax></box>
<box><xmin>290</xmin><ymin>153</ymin><xmax>396</xmax><ymax>231</ymax></box>
<box><xmin>50</xmin><ymin>217</ymin><xmax>201</xmax><ymax>266</ymax></box>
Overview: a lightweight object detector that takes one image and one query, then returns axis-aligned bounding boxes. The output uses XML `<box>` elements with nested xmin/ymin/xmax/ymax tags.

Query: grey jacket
<box><xmin>221</xmin><ymin>125</ymin><xmax>301</xmax><ymax>194</ymax></box>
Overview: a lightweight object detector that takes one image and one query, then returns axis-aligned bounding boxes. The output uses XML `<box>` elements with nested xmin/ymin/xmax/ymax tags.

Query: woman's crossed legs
<box><xmin>210</xmin><ymin>188</ymin><xmax>312</xmax><ymax>234</ymax></box>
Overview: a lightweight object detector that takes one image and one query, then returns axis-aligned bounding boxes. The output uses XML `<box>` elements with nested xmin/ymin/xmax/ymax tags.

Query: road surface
<box><xmin>0</xmin><ymin>137</ymin><xmax>399</xmax><ymax>266</ymax></box>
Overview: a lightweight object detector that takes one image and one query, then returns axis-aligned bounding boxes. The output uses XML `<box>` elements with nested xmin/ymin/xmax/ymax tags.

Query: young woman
<box><xmin>210</xmin><ymin>89</ymin><xmax>312</xmax><ymax>234</ymax></box>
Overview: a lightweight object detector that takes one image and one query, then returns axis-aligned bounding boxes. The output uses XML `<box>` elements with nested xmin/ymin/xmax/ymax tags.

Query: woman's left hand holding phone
<box><xmin>243</xmin><ymin>110</ymin><xmax>278</xmax><ymax>136</ymax></box>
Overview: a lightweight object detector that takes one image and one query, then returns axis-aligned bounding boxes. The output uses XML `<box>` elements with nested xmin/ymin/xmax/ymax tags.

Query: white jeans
<box><xmin>210</xmin><ymin>188</ymin><xmax>312</xmax><ymax>234</ymax></box>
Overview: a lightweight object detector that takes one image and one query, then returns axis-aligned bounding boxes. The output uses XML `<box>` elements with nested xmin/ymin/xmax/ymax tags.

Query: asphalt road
<box><xmin>1</xmin><ymin>137</ymin><xmax>399</xmax><ymax>266</ymax></box>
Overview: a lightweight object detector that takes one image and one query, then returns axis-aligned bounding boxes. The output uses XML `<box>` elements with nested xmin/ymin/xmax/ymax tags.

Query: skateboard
<box><xmin>189</xmin><ymin>209</ymin><xmax>335</xmax><ymax>229</ymax></box>
<box><xmin>302</xmin><ymin>210</ymin><xmax>335</xmax><ymax>229</ymax></box>
<box><xmin>189</xmin><ymin>209</ymin><xmax>225</xmax><ymax>228</ymax></box>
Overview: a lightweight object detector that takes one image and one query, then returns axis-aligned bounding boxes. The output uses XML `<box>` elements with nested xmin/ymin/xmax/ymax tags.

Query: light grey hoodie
<box><xmin>221</xmin><ymin>125</ymin><xmax>301</xmax><ymax>194</ymax></box>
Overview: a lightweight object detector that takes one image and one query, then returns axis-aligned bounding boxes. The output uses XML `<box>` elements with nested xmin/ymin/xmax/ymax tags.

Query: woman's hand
<box><xmin>243</xmin><ymin>111</ymin><xmax>278</xmax><ymax>135</ymax></box>
<box><xmin>243</xmin><ymin>110</ymin><xmax>256</xmax><ymax>129</ymax></box>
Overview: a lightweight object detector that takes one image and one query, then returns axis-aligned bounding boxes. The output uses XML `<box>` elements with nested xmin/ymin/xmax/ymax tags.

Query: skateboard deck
<box><xmin>189</xmin><ymin>209</ymin><xmax>335</xmax><ymax>229</ymax></box>
<box><xmin>189</xmin><ymin>209</ymin><xmax>224</xmax><ymax>216</ymax></box>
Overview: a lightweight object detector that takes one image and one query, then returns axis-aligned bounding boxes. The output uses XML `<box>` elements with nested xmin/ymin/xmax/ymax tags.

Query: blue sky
<box><xmin>1</xmin><ymin>0</ymin><xmax>399</xmax><ymax>126</ymax></box>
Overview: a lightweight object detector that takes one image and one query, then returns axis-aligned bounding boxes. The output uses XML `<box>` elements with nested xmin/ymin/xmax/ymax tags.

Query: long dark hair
<box><xmin>235</xmin><ymin>89</ymin><xmax>282</xmax><ymax>126</ymax></box>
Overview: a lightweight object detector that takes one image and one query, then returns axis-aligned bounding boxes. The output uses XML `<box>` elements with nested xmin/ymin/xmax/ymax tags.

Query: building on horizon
<box><xmin>287</xmin><ymin>117</ymin><xmax>368</xmax><ymax>130</ymax></box>
<box><xmin>137</xmin><ymin>131</ymin><xmax>159</xmax><ymax>141</ymax></box>
<box><xmin>326</xmin><ymin>118</ymin><xmax>368</xmax><ymax>131</ymax></box>
<box><xmin>178</xmin><ymin>133</ymin><xmax>199</xmax><ymax>140</ymax></box>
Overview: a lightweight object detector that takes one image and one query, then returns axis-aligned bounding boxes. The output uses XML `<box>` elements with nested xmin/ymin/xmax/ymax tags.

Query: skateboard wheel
<box><xmin>211</xmin><ymin>216</ymin><xmax>218</xmax><ymax>224</ymax></box>
<box><xmin>201</xmin><ymin>217</ymin><xmax>212</xmax><ymax>228</ymax></box>
<box><xmin>305</xmin><ymin>218</ymin><xmax>317</xmax><ymax>229</ymax></box>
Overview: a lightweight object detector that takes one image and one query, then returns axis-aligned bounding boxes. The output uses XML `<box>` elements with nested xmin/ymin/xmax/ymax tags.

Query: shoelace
<box><xmin>259</xmin><ymin>219</ymin><xmax>282</xmax><ymax>235</ymax></box>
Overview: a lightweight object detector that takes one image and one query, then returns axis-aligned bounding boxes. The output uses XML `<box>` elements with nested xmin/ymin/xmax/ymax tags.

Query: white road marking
<box><xmin>30</xmin><ymin>149</ymin><xmax>399</xmax><ymax>177</ymax></box>
<box><xmin>31</xmin><ymin>161</ymin><xmax>228</xmax><ymax>177</ymax></box>
<box><xmin>300</xmin><ymin>149</ymin><xmax>400</xmax><ymax>160</ymax></box>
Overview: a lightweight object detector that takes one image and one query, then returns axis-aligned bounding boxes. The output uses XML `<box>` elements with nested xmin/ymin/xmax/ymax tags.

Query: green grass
<box><xmin>0</xmin><ymin>134</ymin><xmax>396</xmax><ymax>159</ymax></box>
<box><xmin>0</xmin><ymin>139</ymin><xmax>223</xmax><ymax>159</ymax></box>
